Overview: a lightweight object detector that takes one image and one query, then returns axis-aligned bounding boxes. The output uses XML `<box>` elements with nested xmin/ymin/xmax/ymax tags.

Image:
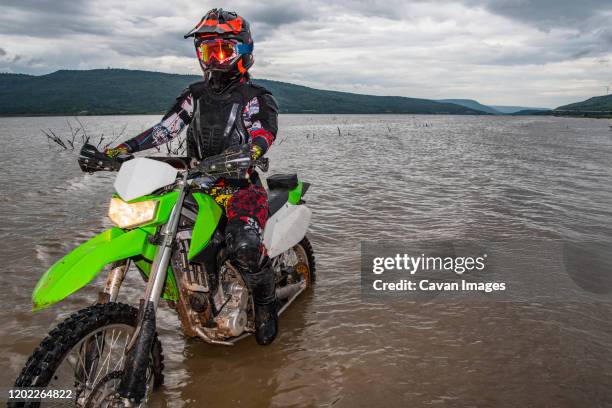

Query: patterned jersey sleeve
<box><xmin>123</xmin><ymin>89</ymin><xmax>194</xmax><ymax>153</ymax></box>
<box><xmin>242</xmin><ymin>93</ymin><xmax>279</xmax><ymax>155</ymax></box>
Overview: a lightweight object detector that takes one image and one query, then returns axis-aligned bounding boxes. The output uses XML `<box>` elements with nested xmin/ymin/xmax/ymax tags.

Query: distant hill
<box><xmin>438</xmin><ymin>99</ymin><xmax>553</xmax><ymax>115</ymax></box>
<box><xmin>509</xmin><ymin>95</ymin><xmax>612</xmax><ymax>118</ymax></box>
<box><xmin>0</xmin><ymin>69</ymin><xmax>487</xmax><ymax>116</ymax></box>
<box><xmin>489</xmin><ymin>105</ymin><xmax>550</xmax><ymax>114</ymax></box>
<box><xmin>555</xmin><ymin>94</ymin><xmax>612</xmax><ymax>117</ymax></box>
<box><xmin>507</xmin><ymin>95</ymin><xmax>612</xmax><ymax>118</ymax></box>
<box><xmin>438</xmin><ymin>99</ymin><xmax>500</xmax><ymax>114</ymax></box>
<box><xmin>512</xmin><ymin>109</ymin><xmax>552</xmax><ymax>116</ymax></box>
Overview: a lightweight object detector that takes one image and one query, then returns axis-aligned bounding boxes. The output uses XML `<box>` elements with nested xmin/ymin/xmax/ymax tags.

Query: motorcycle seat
<box><xmin>266</xmin><ymin>174</ymin><xmax>299</xmax><ymax>216</ymax></box>
<box><xmin>268</xmin><ymin>188</ymin><xmax>289</xmax><ymax>216</ymax></box>
<box><xmin>267</xmin><ymin>174</ymin><xmax>298</xmax><ymax>190</ymax></box>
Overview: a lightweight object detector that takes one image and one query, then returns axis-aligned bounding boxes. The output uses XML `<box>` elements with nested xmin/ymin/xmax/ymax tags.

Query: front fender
<box><xmin>32</xmin><ymin>227</ymin><xmax>149</xmax><ymax>311</ymax></box>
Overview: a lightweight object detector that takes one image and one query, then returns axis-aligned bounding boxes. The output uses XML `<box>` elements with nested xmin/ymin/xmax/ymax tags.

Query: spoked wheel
<box><xmin>291</xmin><ymin>236</ymin><xmax>316</xmax><ymax>287</ymax></box>
<box><xmin>13</xmin><ymin>303</ymin><xmax>163</xmax><ymax>408</ymax></box>
<box><xmin>274</xmin><ymin>236</ymin><xmax>316</xmax><ymax>312</ymax></box>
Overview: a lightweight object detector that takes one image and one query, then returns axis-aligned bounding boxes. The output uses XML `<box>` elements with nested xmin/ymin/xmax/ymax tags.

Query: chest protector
<box><xmin>186</xmin><ymin>81</ymin><xmax>268</xmax><ymax>160</ymax></box>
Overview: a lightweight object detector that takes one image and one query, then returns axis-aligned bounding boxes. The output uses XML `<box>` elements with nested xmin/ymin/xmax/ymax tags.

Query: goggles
<box><xmin>195</xmin><ymin>38</ymin><xmax>252</xmax><ymax>65</ymax></box>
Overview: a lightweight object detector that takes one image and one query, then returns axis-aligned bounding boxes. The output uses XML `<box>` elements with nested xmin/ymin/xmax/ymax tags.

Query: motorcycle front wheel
<box><xmin>12</xmin><ymin>302</ymin><xmax>163</xmax><ymax>407</ymax></box>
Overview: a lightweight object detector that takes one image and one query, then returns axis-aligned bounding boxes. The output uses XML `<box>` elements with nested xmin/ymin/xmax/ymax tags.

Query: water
<box><xmin>1</xmin><ymin>114</ymin><xmax>612</xmax><ymax>406</ymax></box>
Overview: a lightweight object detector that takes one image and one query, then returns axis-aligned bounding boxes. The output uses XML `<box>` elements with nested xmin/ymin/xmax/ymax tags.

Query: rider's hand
<box><xmin>104</xmin><ymin>143</ymin><xmax>130</xmax><ymax>158</ymax></box>
<box><xmin>249</xmin><ymin>144</ymin><xmax>263</xmax><ymax>161</ymax></box>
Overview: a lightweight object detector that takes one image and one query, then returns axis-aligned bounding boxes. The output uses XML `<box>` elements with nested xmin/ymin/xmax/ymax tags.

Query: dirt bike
<box><xmin>12</xmin><ymin>144</ymin><xmax>315</xmax><ymax>407</ymax></box>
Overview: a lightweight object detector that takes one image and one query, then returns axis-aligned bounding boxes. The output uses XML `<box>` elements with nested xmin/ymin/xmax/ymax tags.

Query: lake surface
<box><xmin>1</xmin><ymin>114</ymin><xmax>612</xmax><ymax>407</ymax></box>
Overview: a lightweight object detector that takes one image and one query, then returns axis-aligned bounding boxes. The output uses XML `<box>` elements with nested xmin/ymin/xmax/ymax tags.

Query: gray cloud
<box><xmin>0</xmin><ymin>47</ymin><xmax>43</xmax><ymax>68</ymax></box>
<box><xmin>246</xmin><ymin>4</ymin><xmax>310</xmax><ymax>25</ymax></box>
<box><xmin>472</xmin><ymin>0</ymin><xmax>612</xmax><ymax>28</ymax></box>
<box><xmin>0</xmin><ymin>0</ymin><xmax>610</xmax><ymax>107</ymax></box>
<box><xmin>0</xmin><ymin>0</ymin><xmax>108</xmax><ymax>37</ymax></box>
<box><xmin>1</xmin><ymin>0</ymin><xmax>89</xmax><ymax>14</ymax></box>
<box><xmin>603</xmin><ymin>28</ymin><xmax>612</xmax><ymax>45</ymax></box>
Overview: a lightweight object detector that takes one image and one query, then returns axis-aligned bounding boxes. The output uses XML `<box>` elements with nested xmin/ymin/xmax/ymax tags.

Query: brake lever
<box><xmin>189</xmin><ymin>146</ymin><xmax>269</xmax><ymax>181</ymax></box>
<box><xmin>197</xmin><ymin>146</ymin><xmax>252</xmax><ymax>175</ymax></box>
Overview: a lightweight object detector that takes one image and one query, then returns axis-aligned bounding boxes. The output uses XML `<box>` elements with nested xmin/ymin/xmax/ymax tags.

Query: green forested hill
<box><xmin>0</xmin><ymin>69</ymin><xmax>487</xmax><ymax>115</ymax></box>
<box><xmin>555</xmin><ymin>94</ymin><xmax>612</xmax><ymax>114</ymax></box>
<box><xmin>0</xmin><ymin>70</ymin><xmax>200</xmax><ymax>115</ymax></box>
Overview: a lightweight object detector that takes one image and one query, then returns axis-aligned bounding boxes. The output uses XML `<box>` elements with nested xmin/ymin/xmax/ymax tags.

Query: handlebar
<box><xmin>190</xmin><ymin>145</ymin><xmax>269</xmax><ymax>178</ymax></box>
<box><xmin>78</xmin><ymin>143</ymin><xmax>269</xmax><ymax>178</ymax></box>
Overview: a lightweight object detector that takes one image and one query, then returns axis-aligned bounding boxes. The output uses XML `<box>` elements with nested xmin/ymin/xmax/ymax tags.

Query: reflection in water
<box><xmin>1</xmin><ymin>114</ymin><xmax>612</xmax><ymax>406</ymax></box>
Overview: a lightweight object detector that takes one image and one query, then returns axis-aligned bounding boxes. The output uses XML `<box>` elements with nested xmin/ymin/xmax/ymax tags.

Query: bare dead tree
<box><xmin>41</xmin><ymin>129</ymin><xmax>67</xmax><ymax>149</ymax></box>
<box><xmin>41</xmin><ymin>118</ymin><xmax>186</xmax><ymax>157</ymax></box>
<box><xmin>74</xmin><ymin>117</ymin><xmax>89</xmax><ymax>145</ymax></box>
<box><xmin>66</xmin><ymin>119</ymin><xmax>78</xmax><ymax>149</ymax></box>
<box><xmin>161</xmin><ymin>135</ymin><xmax>187</xmax><ymax>156</ymax></box>
<box><xmin>40</xmin><ymin>118</ymin><xmax>128</xmax><ymax>154</ymax></box>
<box><xmin>171</xmin><ymin>137</ymin><xmax>186</xmax><ymax>155</ymax></box>
<box><xmin>103</xmin><ymin>123</ymin><xmax>127</xmax><ymax>150</ymax></box>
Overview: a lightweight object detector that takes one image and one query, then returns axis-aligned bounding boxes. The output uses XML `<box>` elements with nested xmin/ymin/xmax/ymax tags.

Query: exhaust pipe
<box><xmin>276</xmin><ymin>281</ymin><xmax>305</xmax><ymax>300</ymax></box>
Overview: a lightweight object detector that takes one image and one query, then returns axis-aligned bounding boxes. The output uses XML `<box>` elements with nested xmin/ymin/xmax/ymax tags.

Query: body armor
<box><xmin>186</xmin><ymin>81</ymin><xmax>267</xmax><ymax>160</ymax></box>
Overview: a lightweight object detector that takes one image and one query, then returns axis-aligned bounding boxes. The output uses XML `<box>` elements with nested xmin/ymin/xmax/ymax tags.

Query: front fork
<box><xmin>98</xmin><ymin>261</ymin><xmax>129</xmax><ymax>304</ymax></box>
<box><xmin>118</xmin><ymin>179</ymin><xmax>188</xmax><ymax>403</ymax></box>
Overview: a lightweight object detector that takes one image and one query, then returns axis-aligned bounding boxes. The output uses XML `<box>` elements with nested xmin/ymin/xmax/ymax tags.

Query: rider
<box><xmin>105</xmin><ymin>9</ymin><xmax>280</xmax><ymax>345</ymax></box>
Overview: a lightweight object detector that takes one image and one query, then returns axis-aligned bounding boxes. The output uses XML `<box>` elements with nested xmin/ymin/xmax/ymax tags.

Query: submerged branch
<box><xmin>39</xmin><ymin>119</ymin><xmax>136</xmax><ymax>156</ymax></box>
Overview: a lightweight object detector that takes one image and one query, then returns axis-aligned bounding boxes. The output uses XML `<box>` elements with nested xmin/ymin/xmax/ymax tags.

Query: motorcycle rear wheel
<box><xmin>295</xmin><ymin>236</ymin><xmax>316</xmax><ymax>285</ymax></box>
<box><xmin>276</xmin><ymin>236</ymin><xmax>316</xmax><ymax>289</ymax></box>
<box><xmin>12</xmin><ymin>302</ymin><xmax>163</xmax><ymax>407</ymax></box>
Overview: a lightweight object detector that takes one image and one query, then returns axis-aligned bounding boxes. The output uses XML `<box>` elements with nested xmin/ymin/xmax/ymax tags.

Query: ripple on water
<box><xmin>1</xmin><ymin>115</ymin><xmax>612</xmax><ymax>406</ymax></box>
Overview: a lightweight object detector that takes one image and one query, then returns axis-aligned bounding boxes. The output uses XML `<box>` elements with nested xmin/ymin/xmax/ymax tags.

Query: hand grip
<box><xmin>78</xmin><ymin>143</ymin><xmax>133</xmax><ymax>173</ymax></box>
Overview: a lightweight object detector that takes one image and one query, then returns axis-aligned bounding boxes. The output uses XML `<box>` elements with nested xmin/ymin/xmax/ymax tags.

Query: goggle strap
<box><xmin>235</xmin><ymin>43</ymin><xmax>253</xmax><ymax>54</ymax></box>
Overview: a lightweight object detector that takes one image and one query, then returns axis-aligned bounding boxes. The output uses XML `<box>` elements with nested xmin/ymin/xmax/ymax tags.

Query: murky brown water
<box><xmin>1</xmin><ymin>114</ymin><xmax>612</xmax><ymax>407</ymax></box>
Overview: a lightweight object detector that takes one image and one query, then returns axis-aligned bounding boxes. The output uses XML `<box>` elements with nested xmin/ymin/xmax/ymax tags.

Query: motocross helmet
<box><xmin>185</xmin><ymin>9</ymin><xmax>254</xmax><ymax>77</ymax></box>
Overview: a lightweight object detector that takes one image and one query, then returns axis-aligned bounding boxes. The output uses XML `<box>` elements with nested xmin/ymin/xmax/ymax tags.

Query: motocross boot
<box><xmin>242</xmin><ymin>260</ymin><xmax>278</xmax><ymax>345</ymax></box>
<box><xmin>226</xmin><ymin>224</ymin><xmax>279</xmax><ymax>346</ymax></box>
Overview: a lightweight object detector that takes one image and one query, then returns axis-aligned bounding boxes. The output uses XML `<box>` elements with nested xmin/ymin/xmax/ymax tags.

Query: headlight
<box><xmin>108</xmin><ymin>197</ymin><xmax>158</xmax><ymax>229</ymax></box>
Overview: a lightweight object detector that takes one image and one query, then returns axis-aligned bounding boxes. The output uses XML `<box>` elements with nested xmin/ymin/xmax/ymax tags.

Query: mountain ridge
<box><xmin>438</xmin><ymin>99</ymin><xmax>501</xmax><ymax>114</ymax></box>
<box><xmin>490</xmin><ymin>105</ymin><xmax>550</xmax><ymax>114</ymax></box>
<box><xmin>0</xmin><ymin>69</ymin><xmax>488</xmax><ymax>116</ymax></box>
<box><xmin>555</xmin><ymin>94</ymin><xmax>612</xmax><ymax>113</ymax></box>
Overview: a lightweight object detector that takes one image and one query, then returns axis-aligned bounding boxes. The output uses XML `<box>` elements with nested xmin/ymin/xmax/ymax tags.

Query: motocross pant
<box><xmin>209</xmin><ymin>181</ymin><xmax>268</xmax><ymax>265</ymax></box>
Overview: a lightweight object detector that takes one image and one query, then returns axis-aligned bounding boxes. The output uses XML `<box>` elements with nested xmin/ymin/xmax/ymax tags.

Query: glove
<box><xmin>249</xmin><ymin>144</ymin><xmax>264</xmax><ymax>160</ymax></box>
<box><xmin>104</xmin><ymin>143</ymin><xmax>130</xmax><ymax>158</ymax></box>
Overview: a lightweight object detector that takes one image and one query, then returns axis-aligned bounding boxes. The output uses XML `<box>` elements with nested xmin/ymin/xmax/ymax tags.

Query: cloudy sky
<box><xmin>1</xmin><ymin>0</ymin><xmax>611</xmax><ymax>107</ymax></box>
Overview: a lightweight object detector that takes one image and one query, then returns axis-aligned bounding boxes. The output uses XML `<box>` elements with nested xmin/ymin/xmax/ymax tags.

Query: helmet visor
<box><xmin>196</xmin><ymin>39</ymin><xmax>238</xmax><ymax>65</ymax></box>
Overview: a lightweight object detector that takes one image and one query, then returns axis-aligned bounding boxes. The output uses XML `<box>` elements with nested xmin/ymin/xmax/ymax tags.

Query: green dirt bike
<box><xmin>12</xmin><ymin>144</ymin><xmax>315</xmax><ymax>407</ymax></box>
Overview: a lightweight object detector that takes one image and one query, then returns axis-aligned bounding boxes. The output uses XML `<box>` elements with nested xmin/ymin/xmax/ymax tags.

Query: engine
<box><xmin>213</xmin><ymin>264</ymin><xmax>250</xmax><ymax>338</ymax></box>
<box><xmin>172</xmin><ymin>218</ymin><xmax>251</xmax><ymax>341</ymax></box>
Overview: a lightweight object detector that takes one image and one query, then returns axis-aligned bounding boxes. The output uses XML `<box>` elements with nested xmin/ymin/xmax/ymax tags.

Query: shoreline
<box><xmin>0</xmin><ymin>112</ymin><xmax>610</xmax><ymax>119</ymax></box>
<box><xmin>0</xmin><ymin>112</ymin><xmax>494</xmax><ymax>118</ymax></box>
